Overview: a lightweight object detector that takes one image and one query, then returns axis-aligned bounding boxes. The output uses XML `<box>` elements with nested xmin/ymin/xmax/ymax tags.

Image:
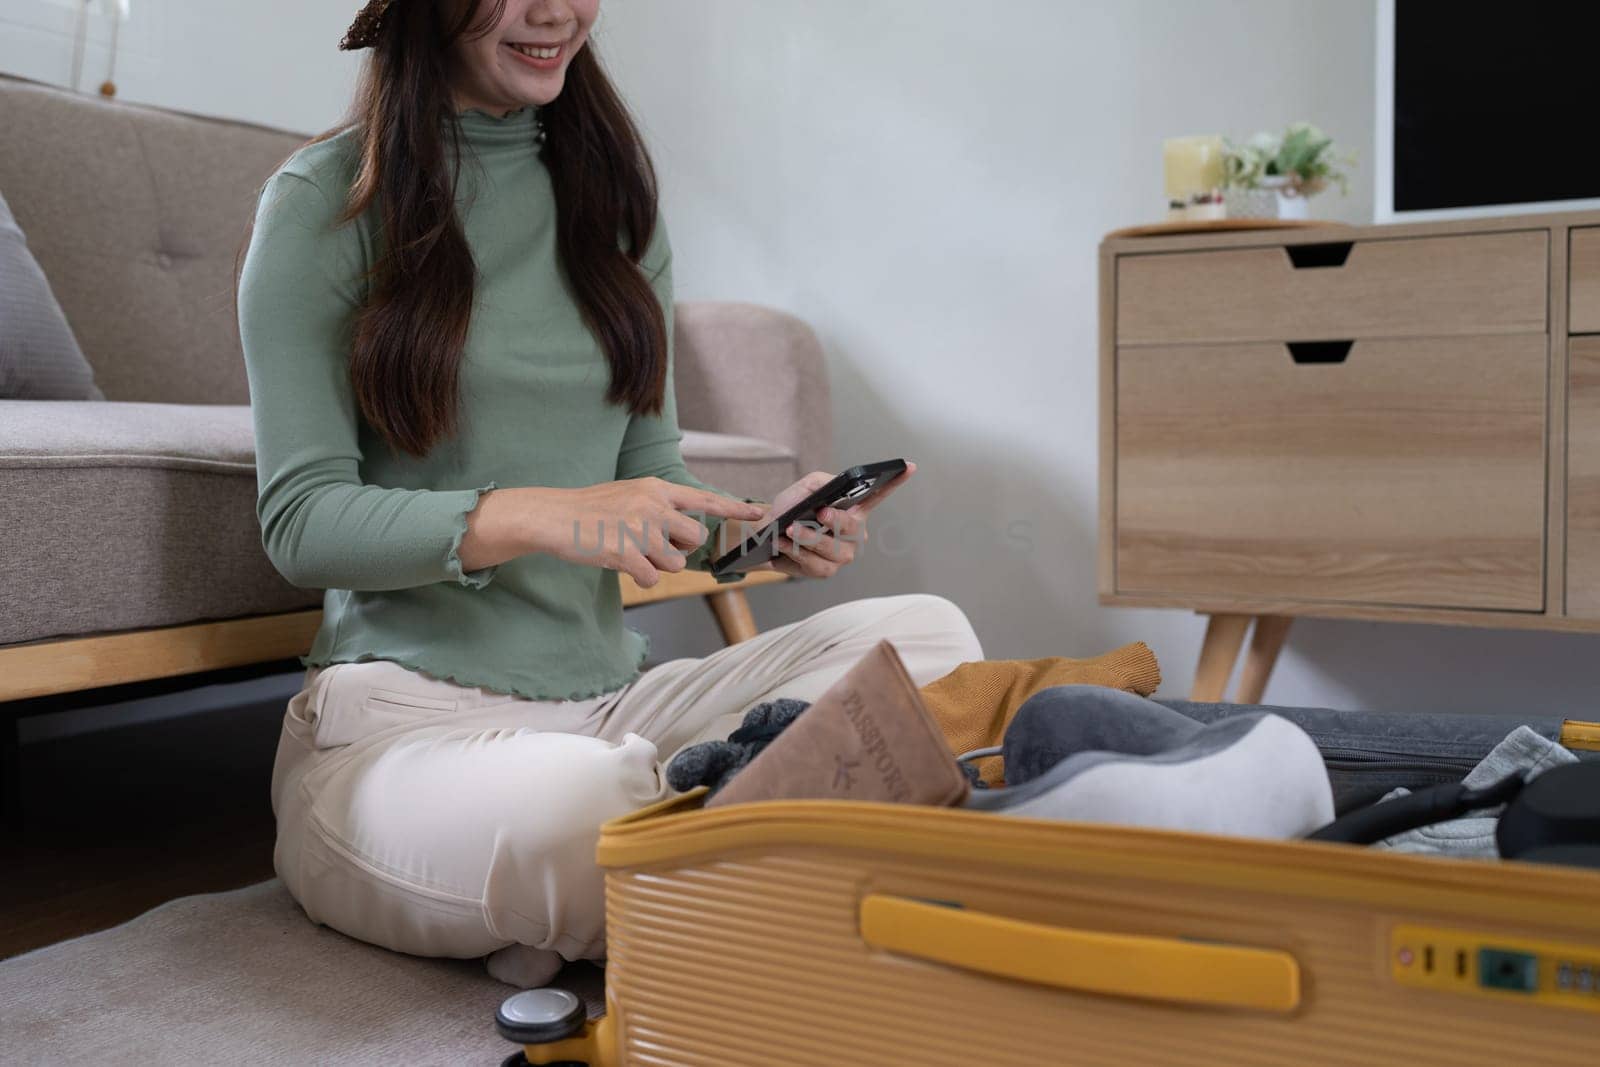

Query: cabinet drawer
<box><xmin>1572</xmin><ymin>227</ymin><xmax>1600</xmax><ymax>334</ymax></box>
<box><xmin>1566</xmin><ymin>337</ymin><xmax>1600</xmax><ymax>616</ymax></box>
<box><xmin>1115</xmin><ymin>334</ymin><xmax>1547</xmax><ymax>610</ymax></box>
<box><xmin>1117</xmin><ymin>231</ymin><xmax>1548</xmax><ymax>346</ymax></box>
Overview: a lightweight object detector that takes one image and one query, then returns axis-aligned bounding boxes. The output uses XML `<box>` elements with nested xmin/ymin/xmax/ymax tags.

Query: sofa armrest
<box><xmin>672</xmin><ymin>301</ymin><xmax>833</xmax><ymax>479</ymax></box>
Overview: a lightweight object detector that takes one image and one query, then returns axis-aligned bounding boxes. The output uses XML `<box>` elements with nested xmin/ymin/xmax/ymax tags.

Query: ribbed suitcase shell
<box><xmin>587</xmin><ymin>791</ymin><xmax>1600</xmax><ymax>1067</ymax></box>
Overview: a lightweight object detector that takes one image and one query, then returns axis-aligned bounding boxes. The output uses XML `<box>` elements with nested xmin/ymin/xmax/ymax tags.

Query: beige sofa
<box><xmin>0</xmin><ymin>74</ymin><xmax>832</xmax><ymax>705</ymax></box>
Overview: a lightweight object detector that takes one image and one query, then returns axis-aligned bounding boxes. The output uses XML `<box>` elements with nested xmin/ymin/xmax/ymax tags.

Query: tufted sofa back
<box><xmin>0</xmin><ymin>74</ymin><xmax>307</xmax><ymax>404</ymax></box>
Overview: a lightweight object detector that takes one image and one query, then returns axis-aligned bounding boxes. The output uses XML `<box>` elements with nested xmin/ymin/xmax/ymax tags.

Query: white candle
<box><xmin>1163</xmin><ymin>135</ymin><xmax>1225</xmax><ymax>202</ymax></box>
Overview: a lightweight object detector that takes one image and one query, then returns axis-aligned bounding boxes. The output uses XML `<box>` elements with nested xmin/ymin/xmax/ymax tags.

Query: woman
<box><xmin>236</xmin><ymin>0</ymin><xmax>983</xmax><ymax>989</ymax></box>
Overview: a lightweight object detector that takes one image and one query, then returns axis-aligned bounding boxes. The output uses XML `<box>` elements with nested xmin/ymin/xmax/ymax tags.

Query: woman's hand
<box><xmin>515</xmin><ymin>478</ymin><xmax>768</xmax><ymax>588</ymax></box>
<box><xmin>752</xmin><ymin>461</ymin><xmax>916</xmax><ymax>579</ymax></box>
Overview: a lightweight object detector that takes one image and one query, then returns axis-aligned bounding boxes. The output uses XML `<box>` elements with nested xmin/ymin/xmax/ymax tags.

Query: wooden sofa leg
<box><xmin>707</xmin><ymin>588</ymin><xmax>759</xmax><ymax>645</ymax></box>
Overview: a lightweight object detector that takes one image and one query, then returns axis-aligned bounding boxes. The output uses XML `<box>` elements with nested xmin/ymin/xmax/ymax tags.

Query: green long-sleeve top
<box><xmin>237</xmin><ymin>103</ymin><xmax>756</xmax><ymax>702</ymax></box>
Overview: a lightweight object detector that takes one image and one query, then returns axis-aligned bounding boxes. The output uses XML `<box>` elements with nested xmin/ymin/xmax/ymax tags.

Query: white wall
<box><xmin>12</xmin><ymin>1</ymin><xmax>1593</xmax><ymax>720</ymax></box>
<box><xmin>0</xmin><ymin>0</ymin><xmax>355</xmax><ymax>132</ymax></box>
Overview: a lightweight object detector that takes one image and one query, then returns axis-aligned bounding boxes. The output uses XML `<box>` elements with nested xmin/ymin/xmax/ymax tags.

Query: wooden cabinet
<box><xmin>1569</xmin><ymin>229</ymin><xmax>1600</xmax><ymax>617</ymax></box>
<box><xmin>1573</xmin><ymin>228</ymin><xmax>1600</xmax><ymax>335</ymax></box>
<box><xmin>1100</xmin><ymin>208</ymin><xmax>1600</xmax><ymax>699</ymax></box>
<box><xmin>1568</xmin><ymin>337</ymin><xmax>1600</xmax><ymax>617</ymax></box>
<box><xmin>1116</xmin><ymin>335</ymin><xmax>1547</xmax><ymax>611</ymax></box>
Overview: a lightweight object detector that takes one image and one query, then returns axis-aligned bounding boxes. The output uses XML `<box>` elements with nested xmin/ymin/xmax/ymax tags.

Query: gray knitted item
<box><xmin>666</xmin><ymin>698</ymin><xmax>811</xmax><ymax>796</ymax></box>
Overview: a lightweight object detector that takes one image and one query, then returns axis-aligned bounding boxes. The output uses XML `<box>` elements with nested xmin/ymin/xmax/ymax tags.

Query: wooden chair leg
<box><xmin>1190</xmin><ymin>613</ymin><xmax>1250</xmax><ymax>702</ymax></box>
<box><xmin>706</xmin><ymin>588</ymin><xmax>759</xmax><ymax>645</ymax></box>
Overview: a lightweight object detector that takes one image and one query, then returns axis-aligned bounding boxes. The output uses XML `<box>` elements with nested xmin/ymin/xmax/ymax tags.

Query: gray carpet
<box><xmin>1</xmin><ymin>879</ymin><xmax>605</xmax><ymax>1065</ymax></box>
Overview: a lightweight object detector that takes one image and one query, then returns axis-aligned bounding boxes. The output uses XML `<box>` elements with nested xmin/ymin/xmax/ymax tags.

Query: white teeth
<box><xmin>511</xmin><ymin>43</ymin><xmax>560</xmax><ymax>59</ymax></box>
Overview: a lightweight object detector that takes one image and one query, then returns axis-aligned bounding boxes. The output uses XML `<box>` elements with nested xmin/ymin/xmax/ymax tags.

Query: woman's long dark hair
<box><xmin>236</xmin><ymin>0</ymin><xmax>667</xmax><ymax>460</ymax></box>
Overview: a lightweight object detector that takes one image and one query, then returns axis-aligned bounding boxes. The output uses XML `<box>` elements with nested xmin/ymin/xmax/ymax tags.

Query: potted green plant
<box><xmin>1223</xmin><ymin>122</ymin><xmax>1353</xmax><ymax>220</ymax></box>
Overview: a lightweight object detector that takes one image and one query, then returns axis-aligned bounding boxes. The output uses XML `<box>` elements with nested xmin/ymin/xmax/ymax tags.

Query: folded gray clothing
<box><xmin>965</xmin><ymin>686</ymin><xmax>1335</xmax><ymax>840</ymax></box>
<box><xmin>1372</xmin><ymin>726</ymin><xmax>1579</xmax><ymax>858</ymax></box>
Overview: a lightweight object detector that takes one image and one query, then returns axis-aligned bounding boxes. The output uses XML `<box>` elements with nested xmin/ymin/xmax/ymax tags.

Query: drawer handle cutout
<box><xmin>1285</xmin><ymin>241</ymin><xmax>1353</xmax><ymax>269</ymax></box>
<box><xmin>1287</xmin><ymin>340</ymin><xmax>1353</xmax><ymax>364</ymax></box>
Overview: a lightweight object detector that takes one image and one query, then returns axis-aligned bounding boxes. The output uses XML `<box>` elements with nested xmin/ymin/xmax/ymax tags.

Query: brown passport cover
<box><xmin>706</xmin><ymin>639</ymin><xmax>971</xmax><ymax>809</ymax></box>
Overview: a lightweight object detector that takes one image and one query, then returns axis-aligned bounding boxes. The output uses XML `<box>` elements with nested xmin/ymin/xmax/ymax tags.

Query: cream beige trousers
<box><xmin>269</xmin><ymin>593</ymin><xmax>982</xmax><ymax>979</ymax></box>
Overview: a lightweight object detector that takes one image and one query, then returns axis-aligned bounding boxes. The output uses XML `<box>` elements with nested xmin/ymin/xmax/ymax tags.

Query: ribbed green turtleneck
<box><xmin>237</xmin><ymin>104</ymin><xmax>758</xmax><ymax>701</ymax></box>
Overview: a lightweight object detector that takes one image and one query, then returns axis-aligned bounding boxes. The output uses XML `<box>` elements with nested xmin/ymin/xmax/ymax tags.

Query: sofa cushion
<box><xmin>0</xmin><ymin>186</ymin><xmax>104</xmax><ymax>401</ymax></box>
<box><xmin>674</xmin><ymin>302</ymin><xmax>833</xmax><ymax>479</ymax></box>
<box><xmin>0</xmin><ymin>401</ymin><xmax>800</xmax><ymax>646</ymax></box>
<box><xmin>0</xmin><ymin>75</ymin><xmax>306</xmax><ymax>405</ymax></box>
<box><xmin>0</xmin><ymin>401</ymin><xmax>316</xmax><ymax>647</ymax></box>
<box><xmin>679</xmin><ymin>429</ymin><xmax>798</xmax><ymax>501</ymax></box>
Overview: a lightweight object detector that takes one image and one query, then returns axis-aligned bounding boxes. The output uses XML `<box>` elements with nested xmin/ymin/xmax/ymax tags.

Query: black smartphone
<box><xmin>709</xmin><ymin>459</ymin><xmax>908</xmax><ymax>576</ymax></box>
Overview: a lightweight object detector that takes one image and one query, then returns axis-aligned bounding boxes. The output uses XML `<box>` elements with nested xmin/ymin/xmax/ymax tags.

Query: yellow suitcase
<box><xmin>502</xmin><ymin>787</ymin><xmax>1600</xmax><ymax>1066</ymax></box>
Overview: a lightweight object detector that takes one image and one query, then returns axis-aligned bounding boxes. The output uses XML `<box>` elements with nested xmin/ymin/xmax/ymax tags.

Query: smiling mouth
<box><xmin>506</xmin><ymin>41</ymin><xmax>563</xmax><ymax>61</ymax></box>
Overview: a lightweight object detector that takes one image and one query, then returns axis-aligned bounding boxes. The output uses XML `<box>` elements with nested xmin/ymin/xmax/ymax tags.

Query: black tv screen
<box><xmin>1394</xmin><ymin>3</ymin><xmax>1600</xmax><ymax>212</ymax></box>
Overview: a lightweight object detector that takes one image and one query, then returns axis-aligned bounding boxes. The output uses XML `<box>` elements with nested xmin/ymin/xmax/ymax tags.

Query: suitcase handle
<box><xmin>859</xmin><ymin>894</ymin><xmax>1301</xmax><ymax>1014</ymax></box>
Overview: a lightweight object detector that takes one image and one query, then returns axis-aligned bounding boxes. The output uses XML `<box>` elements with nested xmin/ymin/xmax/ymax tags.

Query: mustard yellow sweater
<box><xmin>919</xmin><ymin>644</ymin><xmax>1164</xmax><ymax>786</ymax></box>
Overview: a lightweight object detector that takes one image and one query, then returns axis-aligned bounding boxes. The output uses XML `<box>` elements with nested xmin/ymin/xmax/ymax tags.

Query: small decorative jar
<box><xmin>1225</xmin><ymin>176</ymin><xmax>1310</xmax><ymax>221</ymax></box>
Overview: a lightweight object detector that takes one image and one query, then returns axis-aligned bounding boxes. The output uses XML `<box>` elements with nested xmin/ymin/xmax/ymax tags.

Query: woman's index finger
<box><xmin>670</xmin><ymin>485</ymin><xmax>768</xmax><ymax>519</ymax></box>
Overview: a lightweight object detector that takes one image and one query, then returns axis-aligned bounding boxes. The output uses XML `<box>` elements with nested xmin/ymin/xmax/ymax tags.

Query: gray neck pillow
<box><xmin>964</xmin><ymin>685</ymin><xmax>1335</xmax><ymax>840</ymax></box>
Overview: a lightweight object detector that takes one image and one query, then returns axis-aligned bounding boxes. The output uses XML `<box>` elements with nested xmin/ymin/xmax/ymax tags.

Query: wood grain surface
<box><xmin>1116</xmin><ymin>230</ymin><xmax>1549</xmax><ymax>346</ymax></box>
<box><xmin>1572</xmin><ymin>227</ymin><xmax>1600</xmax><ymax>334</ymax></box>
<box><xmin>1566</xmin><ymin>337</ymin><xmax>1600</xmax><ymax>617</ymax></box>
<box><xmin>1115</xmin><ymin>334</ymin><xmax>1548</xmax><ymax>611</ymax></box>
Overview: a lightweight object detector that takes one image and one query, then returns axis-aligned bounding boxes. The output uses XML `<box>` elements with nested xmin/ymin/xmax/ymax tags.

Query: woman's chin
<box><xmin>500</xmin><ymin>70</ymin><xmax>564</xmax><ymax>105</ymax></box>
